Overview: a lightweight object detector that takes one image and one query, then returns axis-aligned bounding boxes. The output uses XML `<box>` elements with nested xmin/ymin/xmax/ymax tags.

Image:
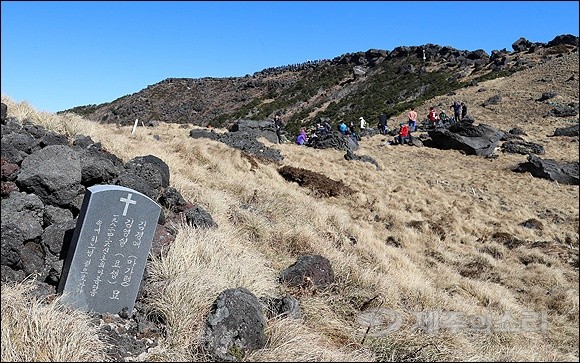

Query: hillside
<box><xmin>62</xmin><ymin>35</ymin><xmax>579</xmax><ymax>135</ymax></box>
<box><xmin>1</xmin><ymin>37</ymin><xmax>579</xmax><ymax>362</ymax></box>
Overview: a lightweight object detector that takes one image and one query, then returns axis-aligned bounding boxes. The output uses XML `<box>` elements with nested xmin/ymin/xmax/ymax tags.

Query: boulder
<box><xmin>501</xmin><ymin>140</ymin><xmax>545</xmax><ymax>155</ymax></box>
<box><xmin>279</xmin><ymin>254</ymin><xmax>335</xmax><ymax>290</ymax></box>
<box><xmin>553</xmin><ymin>124</ymin><xmax>579</xmax><ymax>137</ymax></box>
<box><xmin>16</xmin><ymin>145</ymin><xmax>84</xmax><ymax>207</ymax></box>
<box><xmin>428</xmin><ymin>123</ymin><xmax>504</xmax><ymax>156</ymax></box>
<box><xmin>514</xmin><ymin>154</ymin><xmax>579</xmax><ymax>185</ymax></box>
<box><xmin>204</xmin><ymin>287</ymin><xmax>267</xmax><ymax>361</ymax></box>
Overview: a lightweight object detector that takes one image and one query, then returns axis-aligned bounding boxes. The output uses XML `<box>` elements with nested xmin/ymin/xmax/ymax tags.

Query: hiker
<box><xmin>339</xmin><ymin>121</ymin><xmax>349</xmax><ymax>135</ymax></box>
<box><xmin>397</xmin><ymin>123</ymin><xmax>410</xmax><ymax>145</ymax></box>
<box><xmin>307</xmin><ymin>129</ymin><xmax>319</xmax><ymax>146</ymax></box>
<box><xmin>378</xmin><ymin>112</ymin><xmax>388</xmax><ymax>135</ymax></box>
<box><xmin>407</xmin><ymin>107</ymin><xmax>418</xmax><ymax>132</ymax></box>
<box><xmin>296</xmin><ymin>129</ymin><xmax>308</xmax><ymax>145</ymax></box>
<box><xmin>359</xmin><ymin>116</ymin><xmax>367</xmax><ymax>130</ymax></box>
<box><xmin>274</xmin><ymin>114</ymin><xmax>283</xmax><ymax>144</ymax></box>
<box><xmin>427</xmin><ymin>106</ymin><xmax>439</xmax><ymax>127</ymax></box>
<box><xmin>349</xmin><ymin>121</ymin><xmax>357</xmax><ymax>134</ymax></box>
<box><xmin>349</xmin><ymin>121</ymin><xmax>361</xmax><ymax>141</ymax></box>
<box><xmin>461</xmin><ymin>102</ymin><xmax>468</xmax><ymax>120</ymax></box>
<box><xmin>439</xmin><ymin>110</ymin><xmax>449</xmax><ymax>124</ymax></box>
<box><xmin>451</xmin><ymin>101</ymin><xmax>461</xmax><ymax>123</ymax></box>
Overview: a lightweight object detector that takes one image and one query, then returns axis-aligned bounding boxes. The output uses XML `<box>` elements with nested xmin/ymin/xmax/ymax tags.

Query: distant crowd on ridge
<box><xmin>256</xmin><ymin>59</ymin><xmax>331</xmax><ymax>76</ymax></box>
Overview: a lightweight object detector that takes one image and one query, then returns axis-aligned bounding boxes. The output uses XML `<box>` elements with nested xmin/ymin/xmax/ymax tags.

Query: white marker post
<box><xmin>132</xmin><ymin>119</ymin><xmax>139</xmax><ymax>134</ymax></box>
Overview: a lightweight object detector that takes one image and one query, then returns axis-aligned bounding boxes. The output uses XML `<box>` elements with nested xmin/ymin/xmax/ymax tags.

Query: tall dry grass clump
<box><xmin>1</xmin><ymin>94</ymin><xmax>98</xmax><ymax>138</ymax></box>
<box><xmin>1</xmin><ymin>279</ymin><xmax>109</xmax><ymax>361</ymax></box>
<box><xmin>144</xmin><ymin>225</ymin><xmax>280</xmax><ymax>354</ymax></box>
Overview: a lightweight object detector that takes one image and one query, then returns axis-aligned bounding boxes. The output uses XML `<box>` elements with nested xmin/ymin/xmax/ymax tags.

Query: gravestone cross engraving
<box><xmin>58</xmin><ymin>185</ymin><xmax>161</xmax><ymax>314</ymax></box>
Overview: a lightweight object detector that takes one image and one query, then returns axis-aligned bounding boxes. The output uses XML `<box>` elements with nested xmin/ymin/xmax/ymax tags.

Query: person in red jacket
<box><xmin>398</xmin><ymin>123</ymin><xmax>409</xmax><ymax>145</ymax></box>
<box><xmin>427</xmin><ymin>106</ymin><xmax>439</xmax><ymax>127</ymax></box>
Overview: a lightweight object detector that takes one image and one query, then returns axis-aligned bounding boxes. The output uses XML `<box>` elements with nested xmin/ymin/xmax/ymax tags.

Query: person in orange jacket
<box><xmin>407</xmin><ymin>107</ymin><xmax>418</xmax><ymax>132</ymax></box>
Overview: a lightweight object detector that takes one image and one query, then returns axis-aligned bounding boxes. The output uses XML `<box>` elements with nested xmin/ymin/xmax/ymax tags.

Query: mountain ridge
<box><xmin>62</xmin><ymin>34</ymin><xmax>578</xmax><ymax>134</ymax></box>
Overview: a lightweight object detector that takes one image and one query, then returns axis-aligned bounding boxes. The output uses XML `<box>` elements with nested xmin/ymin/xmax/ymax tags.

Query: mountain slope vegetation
<box><xmin>62</xmin><ymin>35</ymin><xmax>577</xmax><ymax>135</ymax></box>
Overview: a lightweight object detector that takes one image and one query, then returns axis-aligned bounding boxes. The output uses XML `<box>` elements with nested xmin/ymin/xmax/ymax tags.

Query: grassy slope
<box><xmin>1</xmin><ymin>52</ymin><xmax>578</xmax><ymax>362</ymax></box>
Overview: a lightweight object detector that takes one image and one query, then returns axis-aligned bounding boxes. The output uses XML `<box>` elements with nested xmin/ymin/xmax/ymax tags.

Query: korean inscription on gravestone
<box><xmin>58</xmin><ymin>185</ymin><xmax>161</xmax><ymax>314</ymax></box>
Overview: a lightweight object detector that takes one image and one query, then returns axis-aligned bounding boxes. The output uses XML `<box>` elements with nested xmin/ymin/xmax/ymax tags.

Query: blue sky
<box><xmin>2</xmin><ymin>1</ymin><xmax>579</xmax><ymax>113</ymax></box>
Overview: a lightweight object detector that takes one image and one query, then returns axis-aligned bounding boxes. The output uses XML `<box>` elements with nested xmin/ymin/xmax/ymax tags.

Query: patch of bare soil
<box><xmin>278</xmin><ymin>165</ymin><xmax>355</xmax><ymax>197</ymax></box>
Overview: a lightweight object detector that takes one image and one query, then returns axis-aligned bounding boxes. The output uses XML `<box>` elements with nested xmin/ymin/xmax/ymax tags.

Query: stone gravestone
<box><xmin>57</xmin><ymin>185</ymin><xmax>161</xmax><ymax>314</ymax></box>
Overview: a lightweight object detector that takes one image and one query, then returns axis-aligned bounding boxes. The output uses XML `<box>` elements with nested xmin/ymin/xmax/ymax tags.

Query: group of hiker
<box><xmin>284</xmin><ymin>117</ymin><xmax>334</xmax><ymax>145</ymax></box>
<box><xmin>426</xmin><ymin>101</ymin><xmax>467</xmax><ymax>127</ymax></box>
<box><xmin>427</xmin><ymin>101</ymin><xmax>467</xmax><ymax>126</ymax></box>
<box><xmin>276</xmin><ymin>101</ymin><xmax>468</xmax><ymax>146</ymax></box>
<box><xmin>393</xmin><ymin>101</ymin><xmax>468</xmax><ymax>145</ymax></box>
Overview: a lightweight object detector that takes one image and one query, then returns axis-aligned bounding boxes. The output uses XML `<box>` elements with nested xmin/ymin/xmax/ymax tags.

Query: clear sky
<box><xmin>2</xmin><ymin>1</ymin><xmax>579</xmax><ymax>113</ymax></box>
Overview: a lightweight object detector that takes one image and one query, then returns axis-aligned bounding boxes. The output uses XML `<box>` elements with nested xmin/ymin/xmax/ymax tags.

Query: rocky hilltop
<box><xmin>63</xmin><ymin>35</ymin><xmax>578</xmax><ymax>133</ymax></box>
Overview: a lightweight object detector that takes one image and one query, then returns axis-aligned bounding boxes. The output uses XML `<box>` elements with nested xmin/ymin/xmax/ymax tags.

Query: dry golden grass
<box><xmin>1</xmin><ymin>52</ymin><xmax>578</xmax><ymax>362</ymax></box>
<box><xmin>1</xmin><ymin>279</ymin><xmax>109</xmax><ymax>361</ymax></box>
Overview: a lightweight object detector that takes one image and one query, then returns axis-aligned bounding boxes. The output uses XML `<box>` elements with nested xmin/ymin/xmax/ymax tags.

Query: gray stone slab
<box><xmin>57</xmin><ymin>185</ymin><xmax>161</xmax><ymax>314</ymax></box>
